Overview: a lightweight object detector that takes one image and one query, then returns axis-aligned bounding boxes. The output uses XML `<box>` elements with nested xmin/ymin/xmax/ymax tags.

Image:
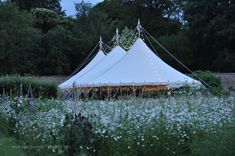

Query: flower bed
<box><xmin>0</xmin><ymin>94</ymin><xmax>234</xmax><ymax>156</ymax></box>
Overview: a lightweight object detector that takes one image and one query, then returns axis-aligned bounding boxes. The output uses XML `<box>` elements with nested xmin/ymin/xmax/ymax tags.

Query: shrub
<box><xmin>0</xmin><ymin>75</ymin><xmax>58</xmax><ymax>98</ymax></box>
<box><xmin>61</xmin><ymin>113</ymin><xmax>94</xmax><ymax>156</ymax></box>
<box><xmin>190</xmin><ymin>70</ymin><xmax>224</xmax><ymax>95</ymax></box>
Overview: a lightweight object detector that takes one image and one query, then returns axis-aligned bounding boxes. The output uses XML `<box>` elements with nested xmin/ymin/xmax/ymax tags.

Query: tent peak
<box><xmin>111</xmin><ymin>45</ymin><xmax>126</xmax><ymax>53</ymax></box>
<box><xmin>137</xmin><ymin>19</ymin><xmax>142</xmax><ymax>37</ymax></box>
<box><xmin>99</xmin><ymin>36</ymin><xmax>103</xmax><ymax>51</ymax></box>
<box><xmin>115</xmin><ymin>28</ymin><xmax>120</xmax><ymax>46</ymax></box>
<box><xmin>98</xmin><ymin>49</ymin><xmax>105</xmax><ymax>55</ymax></box>
<box><xmin>133</xmin><ymin>37</ymin><xmax>146</xmax><ymax>46</ymax></box>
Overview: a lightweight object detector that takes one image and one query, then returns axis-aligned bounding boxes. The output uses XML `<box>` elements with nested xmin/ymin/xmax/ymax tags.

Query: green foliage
<box><xmin>0</xmin><ymin>75</ymin><xmax>58</xmax><ymax>98</ymax></box>
<box><xmin>119</xmin><ymin>27</ymin><xmax>137</xmax><ymax>50</ymax></box>
<box><xmin>191</xmin><ymin>125</ymin><xmax>235</xmax><ymax>156</ymax></box>
<box><xmin>10</xmin><ymin>0</ymin><xmax>64</xmax><ymax>15</ymax></box>
<box><xmin>184</xmin><ymin>0</ymin><xmax>235</xmax><ymax>72</ymax></box>
<box><xmin>191</xmin><ymin>71</ymin><xmax>224</xmax><ymax>95</ymax></box>
<box><xmin>0</xmin><ymin>3</ymin><xmax>41</xmax><ymax>74</ymax></box>
<box><xmin>1</xmin><ymin>0</ymin><xmax>235</xmax><ymax>75</ymax></box>
<box><xmin>74</xmin><ymin>3</ymin><xmax>117</xmax><ymax>62</ymax></box>
<box><xmin>93</xmin><ymin>123</ymin><xmax>191</xmax><ymax>156</ymax></box>
<box><xmin>31</xmin><ymin>8</ymin><xmax>63</xmax><ymax>33</ymax></box>
<box><xmin>157</xmin><ymin>30</ymin><xmax>193</xmax><ymax>72</ymax></box>
<box><xmin>109</xmin><ymin>27</ymin><xmax>137</xmax><ymax>49</ymax></box>
<box><xmin>0</xmin><ymin>131</ymin><xmax>25</xmax><ymax>156</ymax></box>
<box><xmin>94</xmin><ymin>0</ymin><xmax>181</xmax><ymax>36</ymax></box>
<box><xmin>0</xmin><ymin>3</ymin><xmax>79</xmax><ymax>75</ymax></box>
<box><xmin>75</xmin><ymin>0</ymin><xmax>93</xmax><ymax>17</ymax></box>
<box><xmin>38</xmin><ymin>26</ymin><xmax>73</xmax><ymax>75</ymax></box>
<box><xmin>61</xmin><ymin>113</ymin><xmax>94</xmax><ymax>156</ymax></box>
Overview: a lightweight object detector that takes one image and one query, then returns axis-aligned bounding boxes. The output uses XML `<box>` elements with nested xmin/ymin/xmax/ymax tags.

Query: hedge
<box><xmin>190</xmin><ymin>70</ymin><xmax>224</xmax><ymax>95</ymax></box>
<box><xmin>0</xmin><ymin>75</ymin><xmax>58</xmax><ymax>98</ymax></box>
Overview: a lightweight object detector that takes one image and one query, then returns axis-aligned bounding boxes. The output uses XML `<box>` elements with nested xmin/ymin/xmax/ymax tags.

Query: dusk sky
<box><xmin>61</xmin><ymin>0</ymin><xmax>103</xmax><ymax>16</ymax></box>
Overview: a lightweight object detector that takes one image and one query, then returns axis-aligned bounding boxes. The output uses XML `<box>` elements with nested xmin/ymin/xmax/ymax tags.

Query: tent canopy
<box><xmin>74</xmin><ymin>46</ymin><xmax>126</xmax><ymax>87</ymax></box>
<box><xmin>58</xmin><ymin>50</ymin><xmax>105</xmax><ymax>89</ymax></box>
<box><xmin>81</xmin><ymin>38</ymin><xmax>201</xmax><ymax>88</ymax></box>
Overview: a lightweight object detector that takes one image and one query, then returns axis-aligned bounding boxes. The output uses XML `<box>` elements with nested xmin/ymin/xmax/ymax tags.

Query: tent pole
<box><xmin>108</xmin><ymin>86</ymin><xmax>111</xmax><ymax>100</ymax></box>
<box><xmin>75</xmin><ymin>88</ymin><xmax>77</xmax><ymax>100</ymax></box>
<box><xmin>133</xmin><ymin>85</ymin><xmax>135</xmax><ymax>97</ymax></box>
<box><xmin>79</xmin><ymin>88</ymin><xmax>82</xmax><ymax>100</ymax></box>
<box><xmin>77</xmin><ymin>88</ymin><xmax>79</xmax><ymax>100</ymax></box>
<box><xmin>107</xmin><ymin>87</ymin><xmax>109</xmax><ymax>100</ymax></box>
<box><xmin>88</xmin><ymin>87</ymin><xmax>90</xmax><ymax>99</ymax></box>
<box><xmin>99</xmin><ymin>86</ymin><xmax>101</xmax><ymax>100</ymax></box>
<box><xmin>121</xmin><ymin>86</ymin><xmax>123</xmax><ymax>99</ymax></box>
<box><xmin>84</xmin><ymin>87</ymin><xmax>86</xmax><ymax>100</ymax></box>
<box><xmin>77</xmin><ymin>88</ymin><xmax>80</xmax><ymax>100</ymax></box>
<box><xmin>85</xmin><ymin>87</ymin><xmax>89</xmax><ymax>100</ymax></box>
<box><xmin>142</xmin><ymin>86</ymin><xmax>145</xmax><ymax>97</ymax></box>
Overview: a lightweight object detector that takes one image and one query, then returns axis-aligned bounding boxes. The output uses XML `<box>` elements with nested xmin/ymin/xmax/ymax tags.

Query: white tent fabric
<box><xmin>74</xmin><ymin>46</ymin><xmax>126</xmax><ymax>87</ymax></box>
<box><xmin>83</xmin><ymin>38</ymin><xmax>201</xmax><ymax>88</ymax></box>
<box><xmin>58</xmin><ymin>50</ymin><xmax>105</xmax><ymax>89</ymax></box>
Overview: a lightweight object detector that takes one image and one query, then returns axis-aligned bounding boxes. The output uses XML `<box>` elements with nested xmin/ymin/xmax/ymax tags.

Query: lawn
<box><xmin>0</xmin><ymin>131</ymin><xmax>25</xmax><ymax>156</ymax></box>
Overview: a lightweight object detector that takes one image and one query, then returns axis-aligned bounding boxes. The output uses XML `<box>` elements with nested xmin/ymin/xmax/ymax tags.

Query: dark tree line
<box><xmin>0</xmin><ymin>0</ymin><xmax>234</xmax><ymax>76</ymax></box>
<box><xmin>184</xmin><ymin>0</ymin><xmax>235</xmax><ymax>72</ymax></box>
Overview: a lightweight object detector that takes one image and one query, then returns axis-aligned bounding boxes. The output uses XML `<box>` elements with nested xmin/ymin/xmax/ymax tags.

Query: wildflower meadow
<box><xmin>0</xmin><ymin>92</ymin><xmax>234</xmax><ymax>156</ymax></box>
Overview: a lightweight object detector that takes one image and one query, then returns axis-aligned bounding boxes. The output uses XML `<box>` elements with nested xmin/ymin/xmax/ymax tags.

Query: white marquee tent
<box><xmin>81</xmin><ymin>38</ymin><xmax>201</xmax><ymax>88</ymax></box>
<box><xmin>59</xmin><ymin>22</ymin><xmax>202</xmax><ymax>90</ymax></box>
<box><xmin>59</xmin><ymin>45</ymin><xmax>126</xmax><ymax>89</ymax></box>
<box><xmin>58</xmin><ymin>49</ymin><xmax>105</xmax><ymax>89</ymax></box>
<box><xmin>73</xmin><ymin>46</ymin><xmax>126</xmax><ymax>87</ymax></box>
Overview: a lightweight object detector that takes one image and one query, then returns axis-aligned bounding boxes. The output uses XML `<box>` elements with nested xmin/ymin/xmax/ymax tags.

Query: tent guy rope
<box><xmin>61</xmin><ymin>42</ymin><xmax>100</xmax><ymax>83</ymax></box>
<box><xmin>141</xmin><ymin>27</ymin><xmax>212</xmax><ymax>89</ymax></box>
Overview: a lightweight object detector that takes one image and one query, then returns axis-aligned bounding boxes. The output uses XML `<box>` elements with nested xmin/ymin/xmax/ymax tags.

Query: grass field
<box><xmin>0</xmin><ymin>131</ymin><xmax>25</xmax><ymax>156</ymax></box>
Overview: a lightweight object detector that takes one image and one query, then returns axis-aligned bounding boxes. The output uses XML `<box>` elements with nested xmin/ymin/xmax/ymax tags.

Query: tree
<box><xmin>0</xmin><ymin>3</ymin><xmax>41</xmax><ymax>75</ymax></box>
<box><xmin>10</xmin><ymin>0</ymin><xmax>64</xmax><ymax>15</ymax></box>
<box><xmin>38</xmin><ymin>26</ymin><xmax>75</xmax><ymax>75</ymax></box>
<box><xmin>94</xmin><ymin>0</ymin><xmax>182</xmax><ymax>36</ymax></box>
<box><xmin>74</xmin><ymin>1</ymin><xmax>117</xmax><ymax>58</ymax></box>
<box><xmin>0</xmin><ymin>2</ymin><xmax>77</xmax><ymax>75</ymax></box>
<box><xmin>31</xmin><ymin>8</ymin><xmax>73</xmax><ymax>33</ymax></box>
<box><xmin>119</xmin><ymin>27</ymin><xmax>137</xmax><ymax>50</ymax></box>
<box><xmin>75</xmin><ymin>0</ymin><xmax>93</xmax><ymax>18</ymax></box>
<box><xmin>184</xmin><ymin>0</ymin><xmax>235</xmax><ymax>72</ymax></box>
<box><xmin>158</xmin><ymin>30</ymin><xmax>193</xmax><ymax>72</ymax></box>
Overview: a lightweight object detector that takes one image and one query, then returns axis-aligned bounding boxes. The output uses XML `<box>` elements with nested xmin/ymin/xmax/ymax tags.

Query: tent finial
<box><xmin>137</xmin><ymin>18</ymin><xmax>142</xmax><ymax>38</ymax></box>
<box><xmin>99</xmin><ymin>36</ymin><xmax>103</xmax><ymax>50</ymax></box>
<box><xmin>116</xmin><ymin>28</ymin><xmax>119</xmax><ymax>36</ymax></box>
<box><xmin>116</xmin><ymin>28</ymin><xmax>120</xmax><ymax>46</ymax></box>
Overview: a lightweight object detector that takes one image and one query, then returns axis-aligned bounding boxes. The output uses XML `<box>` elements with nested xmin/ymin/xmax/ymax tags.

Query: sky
<box><xmin>61</xmin><ymin>0</ymin><xmax>103</xmax><ymax>16</ymax></box>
